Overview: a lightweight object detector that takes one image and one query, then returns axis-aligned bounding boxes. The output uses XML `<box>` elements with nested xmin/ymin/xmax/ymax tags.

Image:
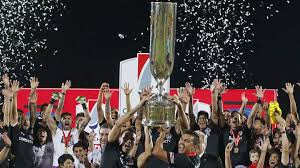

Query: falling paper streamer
<box><xmin>0</xmin><ymin>0</ymin><xmax>68</xmax><ymax>102</ymax></box>
<box><xmin>120</xmin><ymin>0</ymin><xmax>292</xmax><ymax>88</ymax></box>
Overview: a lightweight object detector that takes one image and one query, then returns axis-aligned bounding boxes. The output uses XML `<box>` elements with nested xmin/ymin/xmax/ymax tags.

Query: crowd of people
<box><xmin>0</xmin><ymin>73</ymin><xmax>300</xmax><ymax>168</ymax></box>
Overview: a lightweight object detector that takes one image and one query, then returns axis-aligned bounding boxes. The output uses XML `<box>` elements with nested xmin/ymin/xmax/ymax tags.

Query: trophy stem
<box><xmin>158</xmin><ymin>84</ymin><xmax>163</xmax><ymax>101</ymax></box>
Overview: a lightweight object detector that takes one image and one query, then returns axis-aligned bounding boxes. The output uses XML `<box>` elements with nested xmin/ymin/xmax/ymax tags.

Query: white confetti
<box><xmin>0</xmin><ymin>0</ymin><xmax>68</xmax><ymax>101</ymax></box>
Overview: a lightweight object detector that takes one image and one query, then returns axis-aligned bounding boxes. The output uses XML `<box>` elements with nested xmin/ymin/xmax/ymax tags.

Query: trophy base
<box><xmin>143</xmin><ymin>94</ymin><xmax>176</xmax><ymax>128</ymax></box>
<box><xmin>142</xmin><ymin>119</ymin><xmax>176</xmax><ymax>128</ymax></box>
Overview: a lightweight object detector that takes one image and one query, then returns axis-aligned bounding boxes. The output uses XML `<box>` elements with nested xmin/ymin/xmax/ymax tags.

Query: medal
<box><xmin>230</xmin><ymin>129</ymin><xmax>242</xmax><ymax>154</ymax></box>
<box><xmin>62</xmin><ymin>129</ymin><xmax>72</xmax><ymax>154</ymax></box>
<box><xmin>234</xmin><ymin>147</ymin><xmax>239</xmax><ymax>153</ymax></box>
<box><xmin>65</xmin><ymin>147</ymin><xmax>68</xmax><ymax>153</ymax></box>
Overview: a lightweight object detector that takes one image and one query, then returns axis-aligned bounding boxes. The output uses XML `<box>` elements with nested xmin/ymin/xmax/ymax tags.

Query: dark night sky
<box><xmin>36</xmin><ymin>0</ymin><xmax>300</xmax><ymax>92</ymax></box>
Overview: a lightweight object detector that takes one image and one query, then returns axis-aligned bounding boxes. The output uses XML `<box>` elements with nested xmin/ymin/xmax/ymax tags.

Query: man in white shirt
<box><xmin>45</xmin><ymin>88</ymin><xmax>91</xmax><ymax>167</ymax></box>
<box><xmin>88</xmin><ymin>123</ymin><xmax>112</xmax><ymax>167</ymax></box>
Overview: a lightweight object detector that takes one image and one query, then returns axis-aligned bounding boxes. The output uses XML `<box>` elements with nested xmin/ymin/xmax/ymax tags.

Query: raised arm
<box><xmin>76</xmin><ymin>97</ymin><xmax>91</xmax><ymax>133</ymax></box>
<box><xmin>96</xmin><ymin>83</ymin><xmax>107</xmax><ymax>124</ymax></box>
<box><xmin>128</xmin><ymin>128</ymin><xmax>142</xmax><ymax>158</ymax></box>
<box><xmin>2</xmin><ymin>89</ymin><xmax>13</xmax><ymax>126</ymax></box>
<box><xmin>152</xmin><ymin>128</ymin><xmax>168</xmax><ymax>162</ymax></box>
<box><xmin>257</xmin><ymin>138</ymin><xmax>270</xmax><ymax>168</ymax></box>
<box><xmin>247</xmin><ymin>85</ymin><xmax>264</xmax><ymax>129</ymax></box>
<box><xmin>294</xmin><ymin>124</ymin><xmax>300</xmax><ymax>168</ymax></box>
<box><xmin>29</xmin><ymin>77</ymin><xmax>39</xmax><ymax>126</ymax></box>
<box><xmin>225</xmin><ymin>142</ymin><xmax>233</xmax><ymax>168</ymax></box>
<box><xmin>217</xmin><ymin>96</ymin><xmax>226</xmax><ymax>128</ymax></box>
<box><xmin>0</xmin><ymin>133</ymin><xmax>11</xmax><ymax>164</ymax></box>
<box><xmin>185</xmin><ymin>83</ymin><xmax>197</xmax><ymax>129</ymax></box>
<box><xmin>122</xmin><ymin>82</ymin><xmax>133</xmax><ymax>113</ymax></box>
<box><xmin>55</xmin><ymin>80</ymin><xmax>71</xmax><ymax>122</ymax></box>
<box><xmin>103</xmin><ymin>88</ymin><xmax>113</xmax><ymax>127</ymax></box>
<box><xmin>2</xmin><ymin>74</ymin><xmax>10</xmax><ymax>89</ymax></box>
<box><xmin>108</xmin><ymin>93</ymin><xmax>151</xmax><ymax>142</ymax></box>
<box><xmin>1</xmin><ymin>74</ymin><xmax>10</xmax><ymax>125</ymax></box>
<box><xmin>282</xmin><ymin>83</ymin><xmax>298</xmax><ymax>124</ymax></box>
<box><xmin>280</xmin><ymin>123</ymin><xmax>289</xmax><ymax>166</ymax></box>
<box><xmin>238</xmin><ymin>93</ymin><xmax>248</xmax><ymax>117</ymax></box>
<box><xmin>138</xmin><ymin>126</ymin><xmax>153</xmax><ymax>168</ymax></box>
<box><xmin>10</xmin><ymin>80</ymin><xmax>21</xmax><ymax>126</ymax></box>
<box><xmin>168</xmin><ymin>95</ymin><xmax>189</xmax><ymax>134</ymax></box>
<box><xmin>216</xmin><ymin>81</ymin><xmax>227</xmax><ymax>127</ymax></box>
<box><xmin>135</xmin><ymin>86</ymin><xmax>153</xmax><ymax>132</ymax></box>
<box><xmin>87</xmin><ymin>132</ymin><xmax>96</xmax><ymax>154</ymax></box>
<box><xmin>45</xmin><ymin>93</ymin><xmax>60</xmax><ymax>135</ymax></box>
<box><xmin>210</xmin><ymin>79</ymin><xmax>220</xmax><ymax>125</ymax></box>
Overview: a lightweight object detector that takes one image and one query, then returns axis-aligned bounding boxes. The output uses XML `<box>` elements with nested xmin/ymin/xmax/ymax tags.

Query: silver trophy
<box><xmin>143</xmin><ymin>2</ymin><xmax>177</xmax><ymax>127</ymax></box>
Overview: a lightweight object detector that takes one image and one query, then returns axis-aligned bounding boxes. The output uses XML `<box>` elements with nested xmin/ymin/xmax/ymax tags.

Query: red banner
<box><xmin>17</xmin><ymin>88</ymin><xmax>276</xmax><ymax>115</ymax></box>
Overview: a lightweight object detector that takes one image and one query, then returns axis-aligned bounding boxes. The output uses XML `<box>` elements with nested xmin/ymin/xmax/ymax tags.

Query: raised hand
<box><xmin>122</xmin><ymin>82</ymin><xmax>133</xmax><ymax>96</ymax></box>
<box><xmin>76</xmin><ymin>96</ymin><xmax>87</xmax><ymax>104</ymax></box>
<box><xmin>2</xmin><ymin>89</ymin><xmax>14</xmax><ymax>98</ymax></box>
<box><xmin>185</xmin><ymin>82</ymin><xmax>195</xmax><ymax>97</ymax></box>
<box><xmin>100</xmin><ymin>82</ymin><xmax>109</xmax><ymax>92</ymax></box>
<box><xmin>253</xmin><ymin>85</ymin><xmax>265</xmax><ymax>99</ymax></box>
<box><xmin>51</xmin><ymin>92</ymin><xmax>61</xmax><ymax>101</ymax></box>
<box><xmin>258</xmin><ymin>138</ymin><xmax>270</xmax><ymax>152</ymax></box>
<box><xmin>297</xmin><ymin>83</ymin><xmax>300</xmax><ymax>87</ymax></box>
<box><xmin>210</xmin><ymin>79</ymin><xmax>220</xmax><ymax>93</ymax></box>
<box><xmin>241</xmin><ymin>92</ymin><xmax>248</xmax><ymax>103</ymax></box>
<box><xmin>88</xmin><ymin>132</ymin><xmax>96</xmax><ymax>143</ymax></box>
<box><xmin>2</xmin><ymin>132</ymin><xmax>11</xmax><ymax>148</ymax></box>
<box><xmin>2</xmin><ymin>74</ymin><xmax>10</xmax><ymax>87</ymax></box>
<box><xmin>282</xmin><ymin>83</ymin><xmax>294</xmax><ymax>95</ymax></box>
<box><xmin>225</xmin><ymin>142</ymin><xmax>234</xmax><ymax>154</ymax></box>
<box><xmin>30</xmin><ymin>77</ymin><xmax>39</xmax><ymax>89</ymax></box>
<box><xmin>165</xmin><ymin>94</ymin><xmax>181</xmax><ymax>106</ymax></box>
<box><xmin>61</xmin><ymin>80</ymin><xmax>71</xmax><ymax>93</ymax></box>
<box><xmin>139</xmin><ymin>86</ymin><xmax>153</xmax><ymax>100</ymax></box>
<box><xmin>217</xmin><ymin>83</ymin><xmax>227</xmax><ymax>96</ymax></box>
<box><xmin>11</xmin><ymin>80</ymin><xmax>21</xmax><ymax>93</ymax></box>
<box><xmin>103</xmin><ymin>89</ymin><xmax>112</xmax><ymax>101</ymax></box>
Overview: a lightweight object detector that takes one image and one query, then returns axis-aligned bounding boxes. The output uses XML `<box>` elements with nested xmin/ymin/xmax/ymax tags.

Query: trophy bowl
<box><xmin>143</xmin><ymin>2</ymin><xmax>177</xmax><ymax>128</ymax></box>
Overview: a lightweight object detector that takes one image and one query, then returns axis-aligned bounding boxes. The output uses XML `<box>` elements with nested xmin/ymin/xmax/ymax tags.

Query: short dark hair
<box><xmin>73</xmin><ymin>142</ymin><xmax>88</xmax><ymax>151</ymax></box>
<box><xmin>183</xmin><ymin>130</ymin><xmax>200</xmax><ymax>146</ymax></box>
<box><xmin>58</xmin><ymin>154</ymin><xmax>74</xmax><ymax>166</ymax></box>
<box><xmin>76</xmin><ymin>113</ymin><xmax>85</xmax><ymax>119</ymax></box>
<box><xmin>100</xmin><ymin>123</ymin><xmax>112</xmax><ymax>130</ymax></box>
<box><xmin>224</xmin><ymin>109</ymin><xmax>230</xmax><ymax>113</ymax></box>
<box><xmin>269</xmin><ymin>149</ymin><xmax>281</xmax><ymax>159</ymax></box>
<box><xmin>249</xmin><ymin>148</ymin><xmax>260</xmax><ymax>156</ymax></box>
<box><xmin>61</xmin><ymin>112</ymin><xmax>72</xmax><ymax>119</ymax></box>
<box><xmin>40</xmin><ymin>103</ymin><xmax>48</xmax><ymax>112</ymax></box>
<box><xmin>17</xmin><ymin>109</ymin><xmax>23</xmax><ymax>114</ymax></box>
<box><xmin>120</xmin><ymin>128</ymin><xmax>135</xmax><ymax>145</ymax></box>
<box><xmin>230</xmin><ymin>111</ymin><xmax>241</xmax><ymax>116</ymax></box>
<box><xmin>197</xmin><ymin>111</ymin><xmax>209</xmax><ymax>121</ymax></box>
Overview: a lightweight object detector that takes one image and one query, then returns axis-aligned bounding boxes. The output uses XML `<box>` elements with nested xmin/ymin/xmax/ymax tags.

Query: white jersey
<box><xmin>88</xmin><ymin>147</ymin><xmax>103</xmax><ymax>166</ymax></box>
<box><xmin>52</xmin><ymin>128</ymin><xmax>79</xmax><ymax>167</ymax></box>
<box><xmin>75</xmin><ymin>162</ymin><xmax>86</xmax><ymax>168</ymax></box>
